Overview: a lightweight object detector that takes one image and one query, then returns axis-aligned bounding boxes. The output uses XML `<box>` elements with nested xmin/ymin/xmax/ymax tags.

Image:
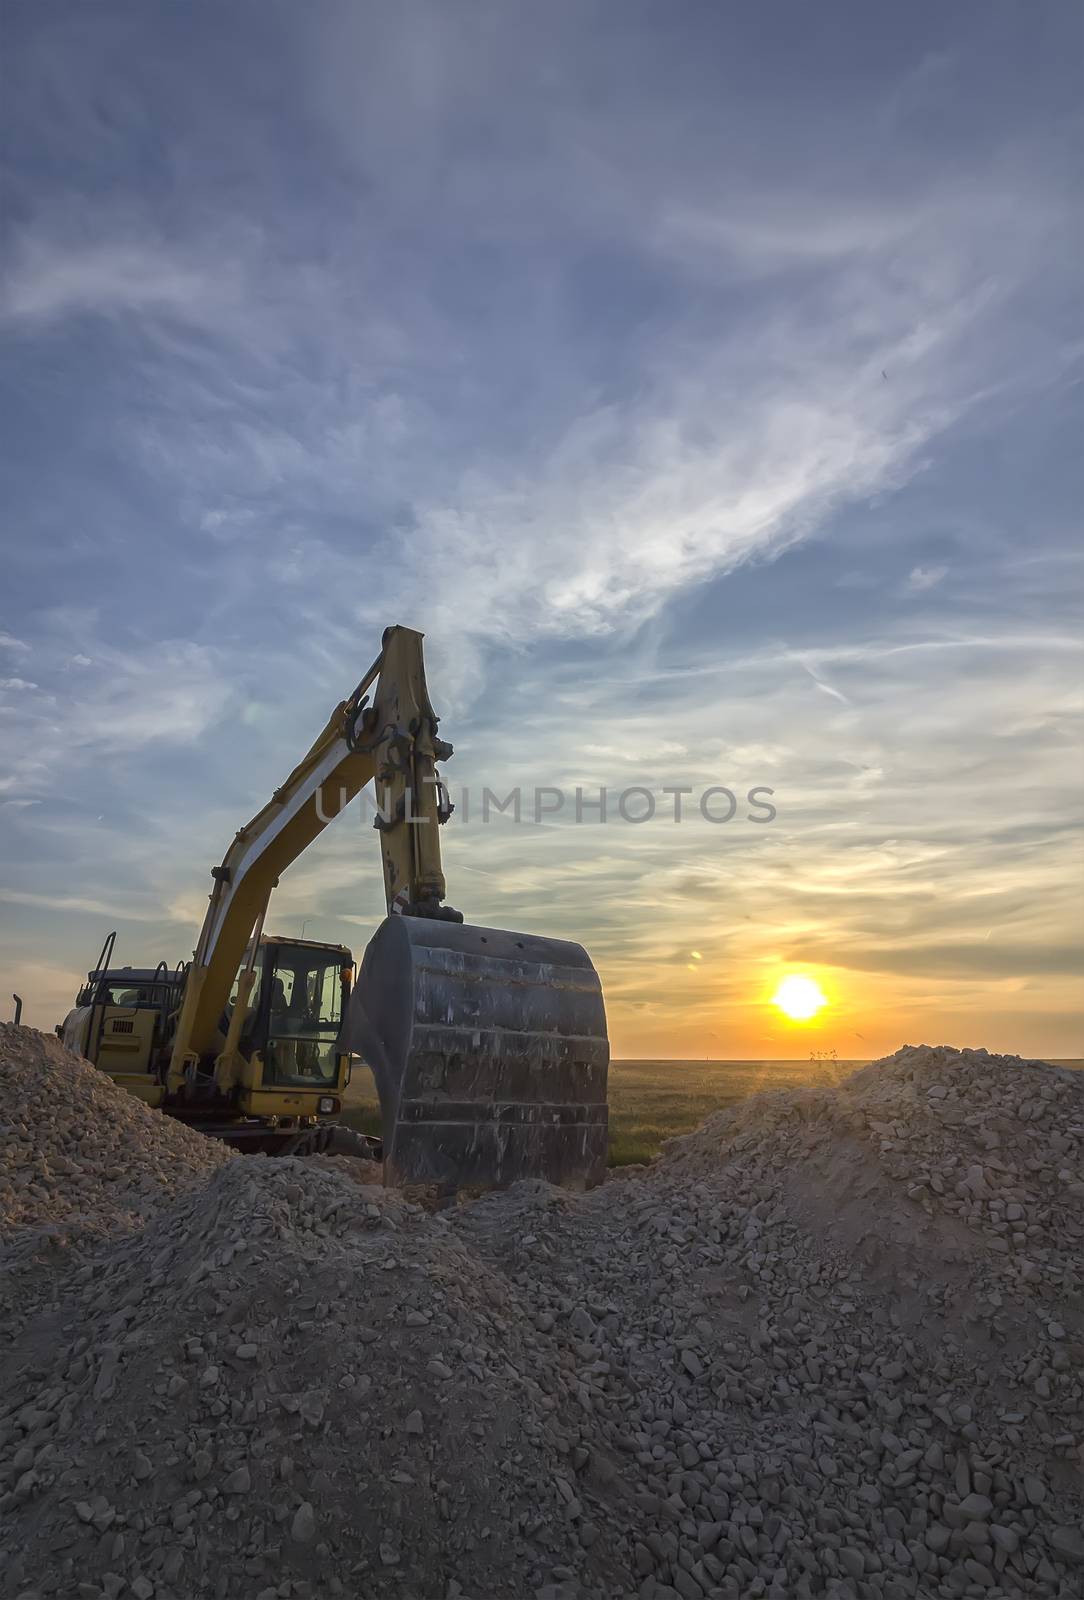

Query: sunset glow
<box><xmin>771</xmin><ymin>975</ymin><xmax>829</xmax><ymax>1023</ymax></box>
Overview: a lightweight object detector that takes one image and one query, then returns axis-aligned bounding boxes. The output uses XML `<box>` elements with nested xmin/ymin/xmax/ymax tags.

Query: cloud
<box><xmin>798</xmin><ymin>662</ymin><xmax>852</xmax><ymax>708</ymax></box>
<box><xmin>786</xmin><ymin>938</ymin><xmax>1083</xmax><ymax>980</ymax></box>
<box><xmin>0</xmin><ymin>887</ymin><xmax>167</xmax><ymax>920</ymax></box>
<box><xmin>904</xmin><ymin>564</ymin><xmax>948</xmax><ymax>594</ymax></box>
<box><xmin>355</xmin><ymin>193</ymin><xmax>1058</xmax><ymax>662</ymax></box>
<box><xmin>4</xmin><ymin>14</ymin><xmax>1071</xmax><ymax>681</ymax></box>
<box><xmin>0</xmin><ymin>629</ymin><xmax>233</xmax><ymax>801</ymax></box>
<box><xmin>0</xmin><ymin>234</ymin><xmax>226</xmax><ymax>327</ymax></box>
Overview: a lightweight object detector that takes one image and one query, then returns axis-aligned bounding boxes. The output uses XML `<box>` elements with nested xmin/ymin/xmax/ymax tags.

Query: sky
<box><xmin>1</xmin><ymin>1</ymin><xmax>1082</xmax><ymax>1059</ymax></box>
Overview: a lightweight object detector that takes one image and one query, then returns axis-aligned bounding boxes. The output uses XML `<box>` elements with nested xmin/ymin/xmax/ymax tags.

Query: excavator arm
<box><xmin>168</xmin><ymin>626</ymin><xmax>454</xmax><ymax>1088</ymax></box>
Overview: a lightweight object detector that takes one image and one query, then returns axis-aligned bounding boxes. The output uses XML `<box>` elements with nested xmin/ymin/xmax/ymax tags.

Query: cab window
<box><xmin>262</xmin><ymin>947</ymin><xmax>343</xmax><ymax>1088</ymax></box>
<box><xmin>98</xmin><ymin>983</ymin><xmax>168</xmax><ymax>1008</ymax></box>
<box><xmin>267</xmin><ymin>952</ymin><xmax>341</xmax><ymax>1035</ymax></box>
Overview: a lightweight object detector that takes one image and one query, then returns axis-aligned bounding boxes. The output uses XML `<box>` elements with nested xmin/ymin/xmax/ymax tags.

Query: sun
<box><xmin>771</xmin><ymin>974</ymin><xmax>828</xmax><ymax>1022</ymax></box>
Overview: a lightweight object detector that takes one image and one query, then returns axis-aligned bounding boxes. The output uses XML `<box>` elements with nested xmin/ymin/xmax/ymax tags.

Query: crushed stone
<box><xmin>0</xmin><ymin>1023</ymin><xmax>232</xmax><ymax>1349</ymax></box>
<box><xmin>1</xmin><ymin>1028</ymin><xmax>1081</xmax><ymax>1599</ymax></box>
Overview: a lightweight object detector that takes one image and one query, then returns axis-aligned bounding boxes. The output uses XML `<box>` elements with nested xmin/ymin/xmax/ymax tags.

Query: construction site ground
<box><xmin>1</xmin><ymin>1023</ymin><xmax>1081</xmax><ymax>1600</ymax></box>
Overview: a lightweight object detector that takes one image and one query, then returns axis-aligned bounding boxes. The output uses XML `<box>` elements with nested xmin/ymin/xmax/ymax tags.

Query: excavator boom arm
<box><xmin>170</xmin><ymin>626</ymin><xmax>453</xmax><ymax>1077</ymax></box>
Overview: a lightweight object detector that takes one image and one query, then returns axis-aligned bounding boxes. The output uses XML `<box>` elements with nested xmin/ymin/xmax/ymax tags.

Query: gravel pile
<box><xmin>1</xmin><ymin>1032</ymin><xmax>1081</xmax><ymax>1600</ymax></box>
<box><xmin>0</xmin><ymin>1024</ymin><xmax>232</xmax><ymax>1348</ymax></box>
<box><xmin>0</xmin><ymin>1025</ymin><xmax>233</xmax><ymax>1238</ymax></box>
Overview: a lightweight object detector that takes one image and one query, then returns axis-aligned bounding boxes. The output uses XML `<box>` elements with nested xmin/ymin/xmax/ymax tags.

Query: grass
<box><xmin>601</xmin><ymin>1058</ymin><xmax>864</xmax><ymax>1165</ymax></box>
<box><xmin>340</xmin><ymin>1056</ymin><xmax>868</xmax><ymax>1168</ymax></box>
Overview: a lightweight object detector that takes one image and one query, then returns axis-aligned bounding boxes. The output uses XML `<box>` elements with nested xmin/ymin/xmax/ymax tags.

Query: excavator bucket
<box><xmin>340</xmin><ymin>916</ymin><xmax>609</xmax><ymax>1191</ymax></box>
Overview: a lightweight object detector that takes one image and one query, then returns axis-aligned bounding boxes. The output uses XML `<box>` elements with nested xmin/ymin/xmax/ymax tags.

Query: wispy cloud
<box><xmin>1</xmin><ymin>2</ymin><xmax>1081</xmax><ymax>1053</ymax></box>
<box><xmin>798</xmin><ymin>662</ymin><xmax>852</xmax><ymax>708</ymax></box>
<box><xmin>0</xmin><ymin>628</ymin><xmax>232</xmax><ymax>800</ymax></box>
<box><xmin>0</xmin><ymin>233</ymin><xmax>228</xmax><ymax>327</ymax></box>
<box><xmin>0</xmin><ymin>887</ymin><xmax>168</xmax><ymax>920</ymax></box>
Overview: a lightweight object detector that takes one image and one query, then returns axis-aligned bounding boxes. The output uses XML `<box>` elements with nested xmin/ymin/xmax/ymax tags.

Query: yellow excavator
<box><xmin>59</xmin><ymin>625</ymin><xmax>609</xmax><ymax>1188</ymax></box>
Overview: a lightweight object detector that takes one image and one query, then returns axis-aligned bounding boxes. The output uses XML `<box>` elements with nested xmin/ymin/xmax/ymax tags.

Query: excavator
<box><xmin>59</xmin><ymin>625</ymin><xmax>609</xmax><ymax>1189</ymax></box>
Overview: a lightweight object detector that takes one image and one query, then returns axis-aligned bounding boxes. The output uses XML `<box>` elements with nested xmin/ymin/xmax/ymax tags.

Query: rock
<box><xmin>839</xmin><ymin>1548</ymin><xmax>865</xmax><ymax>1578</ymax></box>
<box><xmin>1049</xmin><ymin>1526</ymin><xmax>1084</xmax><ymax>1566</ymax></box>
<box><xmin>291</xmin><ymin>1502</ymin><xmax>316</xmax><ymax>1543</ymax></box>
<box><xmin>671</xmin><ymin>1568</ymin><xmax>704</xmax><ymax>1600</ymax></box>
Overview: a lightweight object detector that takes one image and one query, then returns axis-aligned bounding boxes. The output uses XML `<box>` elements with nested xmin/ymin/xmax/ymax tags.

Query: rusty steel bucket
<box><xmin>339</xmin><ymin>916</ymin><xmax>609</xmax><ymax>1190</ymax></box>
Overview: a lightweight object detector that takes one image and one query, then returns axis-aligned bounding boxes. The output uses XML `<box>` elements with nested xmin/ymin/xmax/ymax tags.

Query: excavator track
<box><xmin>277</xmin><ymin>1123</ymin><xmax>383</xmax><ymax>1161</ymax></box>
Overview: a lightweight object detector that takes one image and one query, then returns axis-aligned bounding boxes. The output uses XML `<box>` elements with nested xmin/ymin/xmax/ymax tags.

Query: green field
<box><xmin>341</xmin><ymin>1056</ymin><xmax>866</xmax><ymax>1167</ymax></box>
<box><xmin>597</xmin><ymin>1057</ymin><xmax>865</xmax><ymax>1165</ymax></box>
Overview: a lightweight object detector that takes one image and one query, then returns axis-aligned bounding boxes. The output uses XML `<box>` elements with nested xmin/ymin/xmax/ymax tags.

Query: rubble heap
<box><xmin>0</xmin><ymin>1024</ymin><xmax>232</xmax><ymax>1239</ymax></box>
<box><xmin>1</xmin><ymin>1031</ymin><xmax>1081</xmax><ymax>1600</ymax></box>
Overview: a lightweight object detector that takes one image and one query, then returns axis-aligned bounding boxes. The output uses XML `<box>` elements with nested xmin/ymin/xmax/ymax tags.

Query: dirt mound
<box><xmin>448</xmin><ymin>1049</ymin><xmax>1083</xmax><ymax>1600</ymax></box>
<box><xmin>0</xmin><ymin>1023</ymin><xmax>233</xmax><ymax>1240</ymax></box>
<box><xmin>1</xmin><ymin>1157</ymin><xmax>612</xmax><ymax>1599</ymax></box>
<box><xmin>1</xmin><ymin>1033</ymin><xmax>1081</xmax><ymax>1600</ymax></box>
<box><xmin>662</xmin><ymin>1043</ymin><xmax>1084</xmax><ymax>1301</ymax></box>
<box><xmin>0</xmin><ymin>1023</ymin><xmax>234</xmax><ymax>1350</ymax></box>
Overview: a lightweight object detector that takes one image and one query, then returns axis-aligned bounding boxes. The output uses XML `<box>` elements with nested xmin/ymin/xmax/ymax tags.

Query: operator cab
<box><xmin>226</xmin><ymin>935</ymin><xmax>353</xmax><ymax>1091</ymax></box>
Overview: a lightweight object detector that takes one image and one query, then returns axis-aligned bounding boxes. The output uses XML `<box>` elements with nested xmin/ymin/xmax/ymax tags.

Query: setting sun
<box><xmin>771</xmin><ymin>974</ymin><xmax>829</xmax><ymax>1022</ymax></box>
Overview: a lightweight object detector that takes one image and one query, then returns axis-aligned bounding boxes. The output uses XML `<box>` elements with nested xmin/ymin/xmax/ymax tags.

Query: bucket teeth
<box><xmin>341</xmin><ymin>916</ymin><xmax>609</xmax><ymax>1190</ymax></box>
